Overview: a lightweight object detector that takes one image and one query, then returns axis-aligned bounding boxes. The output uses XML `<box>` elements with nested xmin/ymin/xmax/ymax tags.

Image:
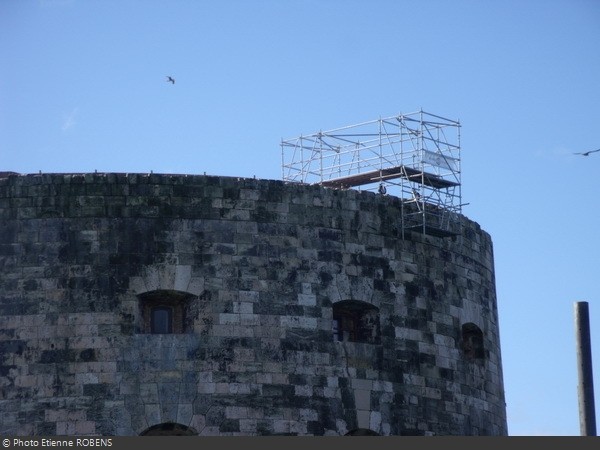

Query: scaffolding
<box><xmin>281</xmin><ymin>110</ymin><xmax>463</xmax><ymax>238</ymax></box>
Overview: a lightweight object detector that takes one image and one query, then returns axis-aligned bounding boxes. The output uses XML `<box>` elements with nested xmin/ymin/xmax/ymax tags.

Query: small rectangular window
<box><xmin>332</xmin><ymin>300</ymin><xmax>380</xmax><ymax>344</ymax></box>
<box><xmin>151</xmin><ymin>306</ymin><xmax>173</xmax><ymax>334</ymax></box>
<box><xmin>139</xmin><ymin>290</ymin><xmax>192</xmax><ymax>334</ymax></box>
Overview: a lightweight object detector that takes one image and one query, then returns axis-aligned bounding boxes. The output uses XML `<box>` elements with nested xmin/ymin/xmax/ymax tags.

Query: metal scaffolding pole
<box><xmin>574</xmin><ymin>301</ymin><xmax>597</xmax><ymax>436</ymax></box>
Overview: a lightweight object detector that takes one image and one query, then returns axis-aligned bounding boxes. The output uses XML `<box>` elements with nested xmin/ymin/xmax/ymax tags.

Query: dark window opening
<box><xmin>345</xmin><ymin>428</ymin><xmax>380</xmax><ymax>436</ymax></box>
<box><xmin>332</xmin><ymin>300</ymin><xmax>380</xmax><ymax>344</ymax></box>
<box><xmin>151</xmin><ymin>306</ymin><xmax>173</xmax><ymax>334</ymax></box>
<box><xmin>140</xmin><ymin>422</ymin><xmax>196</xmax><ymax>436</ymax></box>
<box><xmin>461</xmin><ymin>322</ymin><xmax>485</xmax><ymax>360</ymax></box>
<box><xmin>139</xmin><ymin>290</ymin><xmax>193</xmax><ymax>334</ymax></box>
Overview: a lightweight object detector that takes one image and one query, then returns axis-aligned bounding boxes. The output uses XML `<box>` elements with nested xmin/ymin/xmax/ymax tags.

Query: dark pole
<box><xmin>574</xmin><ymin>301</ymin><xmax>596</xmax><ymax>436</ymax></box>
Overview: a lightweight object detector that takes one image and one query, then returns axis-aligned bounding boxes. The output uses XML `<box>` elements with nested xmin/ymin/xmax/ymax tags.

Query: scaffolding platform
<box><xmin>281</xmin><ymin>110</ymin><xmax>463</xmax><ymax>238</ymax></box>
<box><xmin>320</xmin><ymin>165</ymin><xmax>460</xmax><ymax>190</ymax></box>
<box><xmin>404</xmin><ymin>224</ymin><xmax>458</xmax><ymax>239</ymax></box>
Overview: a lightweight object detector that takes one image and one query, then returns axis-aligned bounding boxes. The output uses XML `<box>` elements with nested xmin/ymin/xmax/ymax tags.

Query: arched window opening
<box><xmin>332</xmin><ymin>300</ymin><xmax>380</xmax><ymax>344</ymax></box>
<box><xmin>461</xmin><ymin>322</ymin><xmax>485</xmax><ymax>360</ymax></box>
<box><xmin>139</xmin><ymin>290</ymin><xmax>193</xmax><ymax>334</ymax></box>
<box><xmin>140</xmin><ymin>422</ymin><xmax>196</xmax><ymax>436</ymax></box>
<box><xmin>345</xmin><ymin>428</ymin><xmax>380</xmax><ymax>436</ymax></box>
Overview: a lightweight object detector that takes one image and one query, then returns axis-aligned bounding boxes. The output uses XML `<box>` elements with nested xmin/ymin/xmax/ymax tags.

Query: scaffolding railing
<box><xmin>281</xmin><ymin>110</ymin><xmax>463</xmax><ymax>237</ymax></box>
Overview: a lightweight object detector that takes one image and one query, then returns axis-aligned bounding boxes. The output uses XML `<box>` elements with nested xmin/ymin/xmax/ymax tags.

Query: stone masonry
<box><xmin>0</xmin><ymin>173</ymin><xmax>507</xmax><ymax>435</ymax></box>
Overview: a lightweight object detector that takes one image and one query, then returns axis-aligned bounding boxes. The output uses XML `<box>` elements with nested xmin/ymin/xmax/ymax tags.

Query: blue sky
<box><xmin>2</xmin><ymin>0</ymin><xmax>600</xmax><ymax>436</ymax></box>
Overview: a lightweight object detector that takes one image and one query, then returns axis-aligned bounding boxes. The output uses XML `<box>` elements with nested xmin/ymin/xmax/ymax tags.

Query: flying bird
<box><xmin>166</xmin><ymin>76</ymin><xmax>175</xmax><ymax>84</ymax></box>
<box><xmin>574</xmin><ymin>148</ymin><xmax>600</xmax><ymax>156</ymax></box>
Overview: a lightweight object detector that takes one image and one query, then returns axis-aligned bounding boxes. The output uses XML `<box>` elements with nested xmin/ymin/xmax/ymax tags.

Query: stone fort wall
<box><xmin>0</xmin><ymin>173</ymin><xmax>507</xmax><ymax>435</ymax></box>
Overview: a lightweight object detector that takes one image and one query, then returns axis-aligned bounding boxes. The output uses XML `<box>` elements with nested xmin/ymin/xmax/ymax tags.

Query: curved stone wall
<box><xmin>0</xmin><ymin>173</ymin><xmax>507</xmax><ymax>436</ymax></box>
